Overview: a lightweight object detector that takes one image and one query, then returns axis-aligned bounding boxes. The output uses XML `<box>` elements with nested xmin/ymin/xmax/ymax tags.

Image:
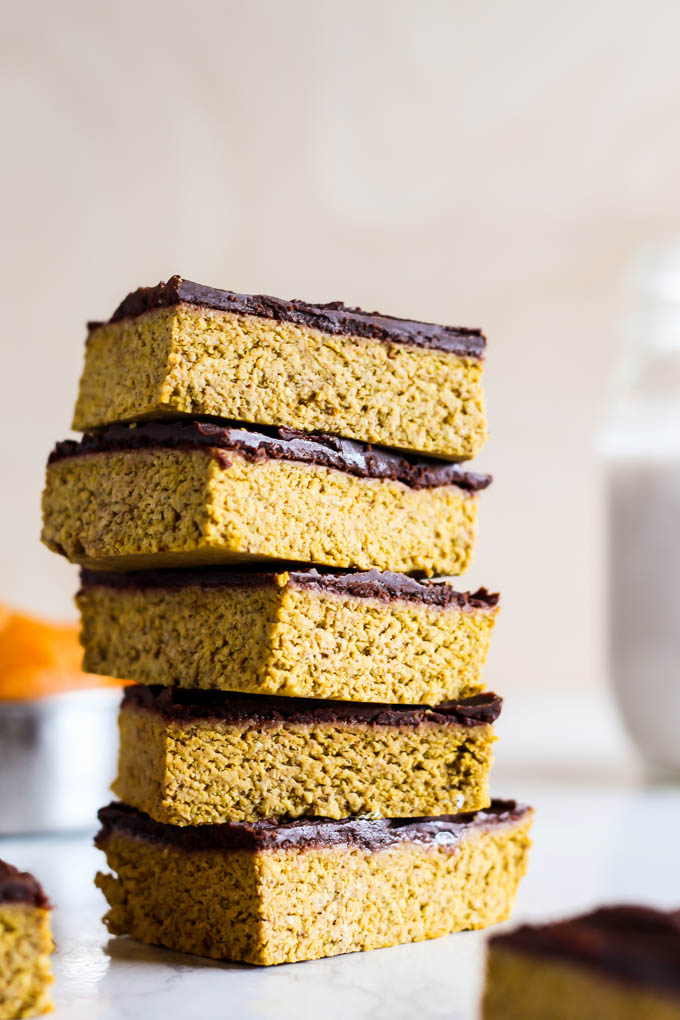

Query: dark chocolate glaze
<box><xmin>0</xmin><ymin>860</ymin><xmax>50</xmax><ymax>909</ymax></box>
<box><xmin>95</xmin><ymin>799</ymin><xmax>529</xmax><ymax>853</ymax></box>
<box><xmin>121</xmin><ymin>685</ymin><xmax>502</xmax><ymax>728</ymax></box>
<box><xmin>88</xmin><ymin>275</ymin><xmax>486</xmax><ymax>358</ymax></box>
<box><xmin>79</xmin><ymin>565</ymin><xmax>499</xmax><ymax>612</ymax></box>
<box><xmin>48</xmin><ymin>422</ymin><xmax>492</xmax><ymax>492</ymax></box>
<box><xmin>491</xmin><ymin>906</ymin><xmax>680</xmax><ymax>999</ymax></box>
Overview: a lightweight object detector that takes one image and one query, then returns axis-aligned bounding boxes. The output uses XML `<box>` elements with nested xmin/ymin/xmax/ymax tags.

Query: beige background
<box><xmin>2</xmin><ymin>0</ymin><xmax>680</xmax><ymax>699</ymax></box>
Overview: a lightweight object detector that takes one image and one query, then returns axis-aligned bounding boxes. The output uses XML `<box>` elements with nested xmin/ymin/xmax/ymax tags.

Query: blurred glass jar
<box><xmin>0</xmin><ymin>603</ymin><xmax>123</xmax><ymax>832</ymax></box>
<box><xmin>600</xmin><ymin>241</ymin><xmax>680</xmax><ymax>774</ymax></box>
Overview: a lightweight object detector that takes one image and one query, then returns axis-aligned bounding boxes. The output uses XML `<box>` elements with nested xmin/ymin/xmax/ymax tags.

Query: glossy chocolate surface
<box><xmin>89</xmin><ymin>275</ymin><xmax>486</xmax><ymax>357</ymax></box>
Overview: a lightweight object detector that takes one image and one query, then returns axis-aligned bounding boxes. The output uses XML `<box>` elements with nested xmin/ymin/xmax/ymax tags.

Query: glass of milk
<box><xmin>601</xmin><ymin>241</ymin><xmax>680</xmax><ymax>774</ymax></box>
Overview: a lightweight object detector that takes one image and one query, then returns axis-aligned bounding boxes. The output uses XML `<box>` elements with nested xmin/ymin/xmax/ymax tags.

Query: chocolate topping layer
<box><xmin>491</xmin><ymin>906</ymin><xmax>680</xmax><ymax>998</ymax></box>
<box><xmin>48</xmin><ymin>422</ymin><xmax>492</xmax><ymax>492</ymax></box>
<box><xmin>96</xmin><ymin>799</ymin><xmax>529</xmax><ymax>854</ymax></box>
<box><xmin>88</xmin><ymin>275</ymin><xmax>486</xmax><ymax>358</ymax></box>
<box><xmin>0</xmin><ymin>860</ymin><xmax>50</xmax><ymax>909</ymax></box>
<box><xmin>121</xmin><ymin>685</ymin><xmax>503</xmax><ymax>728</ymax></box>
<box><xmin>79</xmin><ymin>565</ymin><xmax>499</xmax><ymax>611</ymax></box>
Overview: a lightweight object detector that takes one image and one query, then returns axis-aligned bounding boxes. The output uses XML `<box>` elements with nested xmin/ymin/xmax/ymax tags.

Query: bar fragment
<box><xmin>113</xmin><ymin>685</ymin><xmax>501</xmax><ymax>824</ymax></box>
<box><xmin>0</xmin><ymin>861</ymin><xmax>53</xmax><ymax>1020</ymax></box>
<box><xmin>73</xmin><ymin>276</ymin><xmax>488</xmax><ymax>460</ymax></box>
<box><xmin>77</xmin><ymin>566</ymin><xmax>499</xmax><ymax>703</ymax></box>
<box><xmin>41</xmin><ymin>423</ymin><xmax>491</xmax><ymax>574</ymax></box>
<box><xmin>95</xmin><ymin>800</ymin><xmax>532</xmax><ymax>966</ymax></box>
<box><xmin>483</xmin><ymin>906</ymin><xmax>680</xmax><ymax>1020</ymax></box>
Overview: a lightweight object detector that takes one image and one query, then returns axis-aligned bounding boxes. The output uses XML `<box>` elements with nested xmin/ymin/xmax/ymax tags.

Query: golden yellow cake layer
<box><xmin>73</xmin><ymin>304</ymin><xmax>487</xmax><ymax>459</ymax></box>
<box><xmin>42</xmin><ymin>448</ymin><xmax>480</xmax><ymax>574</ymax></box>
<box><xmin>113</xmin><ymin>686</ymin><xmax>499</xmax><ymax>824</ymax></box>
<box><xmin>0</xmin><ymin>906</ymin><xmax>53</xmax><ymax>1020</ymax></box>
<box><xmin>95</xmin><ymin>801</ymin><xmax>532</xmax><ymax>966</ymax></box>
<box><xmin>77</xmin><ymin>570</ymin><xmax>498</xmax><ymax>703</ymax></box>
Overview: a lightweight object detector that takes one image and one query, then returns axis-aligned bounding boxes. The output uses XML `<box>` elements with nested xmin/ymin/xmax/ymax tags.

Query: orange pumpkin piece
<box><xmin>0</xmin><ymin>604</ymin><xmax>124</xmax><ymax>699</ymax></box>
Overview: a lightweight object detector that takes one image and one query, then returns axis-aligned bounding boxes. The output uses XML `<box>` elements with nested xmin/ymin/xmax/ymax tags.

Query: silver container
<box><xmin>0</xmin><ymin>688</ymin><xmax>121</xmax><ymax>834</ymax></box>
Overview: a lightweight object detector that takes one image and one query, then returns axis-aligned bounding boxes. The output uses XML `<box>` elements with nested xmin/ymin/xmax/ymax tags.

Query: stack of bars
<box><xmin>41</xmin><ymin>276</ymin><xmax>533</xmax><ymax>965</ymax></box>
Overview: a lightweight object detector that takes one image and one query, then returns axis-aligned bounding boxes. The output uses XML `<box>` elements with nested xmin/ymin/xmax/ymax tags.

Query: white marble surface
<box><xmin>3</xmin><ymin>695</ymin><xmax>679</xmax><ymax>1020</ymax></box>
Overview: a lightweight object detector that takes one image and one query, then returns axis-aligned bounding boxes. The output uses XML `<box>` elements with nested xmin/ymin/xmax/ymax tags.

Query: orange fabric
<box><xmin>0</xmin><ymin>604</ymin><xmax>124</xmax><ymax>699</ymax></box>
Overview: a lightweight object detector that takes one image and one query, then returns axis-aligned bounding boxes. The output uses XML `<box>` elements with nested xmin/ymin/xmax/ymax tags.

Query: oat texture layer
<box><xmin>483</xmin><ymin>946</ymin><xmax>680</xmax><ymax>1020</ymax></box>
<box><xmin>73</xmin><ymin>305</ymin><xmax>487</xmax><ymax>459</ymax></box>
<box><xmin>95</xmin><ymin>809</ymin><xmax>532</xmax><ymax>965</ymax></box>
<box><xmin>0</xmin><ymin>906</ymin><xmax>53</xmax><ymax>1019</ymax></box>
<box><xmin>113</xmin><ymin>691</ymin><xmax>497</xmax><ymax>824</ymax></box>
<box><xmin>42</xmin><ymin>449</ymin><xmax>480</xmax><ymax>574</ymax></box>
<box><xmin>77</xmin><ymin>572</ymin><xmax>498</xmax><ymax>702</ymax></box>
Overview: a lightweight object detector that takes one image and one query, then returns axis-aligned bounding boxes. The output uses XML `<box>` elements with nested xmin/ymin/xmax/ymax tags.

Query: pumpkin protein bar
<box><xmin>76</xmin><ymin>566</ymin><xmax>499</xmax><ymax>704</ymax></box>
<box><xmin>113</xmin><ymin>685</ymin><xmax>501</xmax><ymax>825</ymax></box>
<box><xmin>41</xmin><ymin>422</ymin><xmax>490</xmax><ymax>574</ymax></box>
<box><xmin>95</xmin><ymin>799</ymin><xmax>532</xmax><ymax>966</ymax></box>
<box><xmin>73</xmin><ymin>275</ymin><xmax>488</xmax><ymax>460</ymax></box>
<box><xmin>0</xmin><ymin>860</ymin><xmax>53</xmax><ymax>1020</ymax></box>
<box><xmin>483</xmin><ymin>906</ymin><xmax>680</xmax><ymax>1020</ymax></box>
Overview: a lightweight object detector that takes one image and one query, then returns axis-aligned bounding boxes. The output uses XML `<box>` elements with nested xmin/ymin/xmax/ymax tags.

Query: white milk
<box><xmin>608</xmin><ymin>457</ymin><xmax>680</xmax><ymax>770</ymax></box>
<box><xmin>601</xmin><ymin>242</ymin><xmax>680</xmax><ymax>773</ymax></box>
